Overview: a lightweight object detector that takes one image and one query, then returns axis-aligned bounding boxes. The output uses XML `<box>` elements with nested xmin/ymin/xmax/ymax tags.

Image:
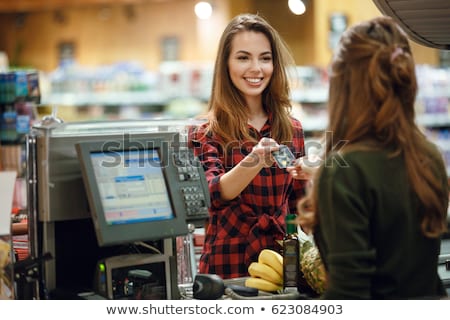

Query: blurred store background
<box><xmin>1</xmin><ymin>0</ymin><xmax>449</xmax><ymax>170</ymax></box>
<box><xmin>0</xmin><ymin>0</ymin><xmax>446</xmax><ymax>120</ymax></box>
<box><xmin>2</xmin><ymin>0</ymin><xmax>448</xmax><ymax>167</ymax></box>
<box><xmin>0</xmin><ymin>0</ymin><xmax>449</xmax><ymax>183</ymax></box>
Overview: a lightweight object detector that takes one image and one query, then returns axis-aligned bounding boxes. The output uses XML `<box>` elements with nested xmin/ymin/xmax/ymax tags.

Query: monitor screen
<box><xmin>76</xmin><ymin>132</ymin><xmax>189</xmax><ymax>247</ymax></box>
<box><xmin>90</xmin><ymin>148</ymin><xmax>174</xmax><ymax>225</ymax></box>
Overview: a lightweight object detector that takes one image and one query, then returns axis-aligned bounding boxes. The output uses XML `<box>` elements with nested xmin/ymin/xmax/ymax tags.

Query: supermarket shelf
<box><xmin>40</xmin><ymin>88</ymin><xmax>329</xmax><ymax>107</ymax></box>
<box><xmin>291</xmin><ymin>87</ymin><xmax>328</xmax><ymax>104</ymax></box>
<box><xmin>40</xmin><ymin>91</ymin><xmax>168</xmax><ymax>107</ymax></box>
<box><xmin>300</xmin><ymin>113</ymin><xmax>450</xmax><ymax>133</ymax></box>
<box><xmin>302</xmin><ymin>115</ymin><xmax>328</xmax><ymax>132</ymax></box>
<box><xmin>417</xmin><ymin>113</ymin><xmax>450</xmax><ymax>127</ymax></box>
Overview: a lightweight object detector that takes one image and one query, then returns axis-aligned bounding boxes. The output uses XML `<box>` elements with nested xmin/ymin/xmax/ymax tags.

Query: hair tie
<box><xmin>390</xmin><ymin>47</ymin><xmax>403</xmax><ymax>62</ymax></box>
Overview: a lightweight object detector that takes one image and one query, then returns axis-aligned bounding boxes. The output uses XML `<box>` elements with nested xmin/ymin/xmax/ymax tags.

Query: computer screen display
<box><xmin>89</xmin><ymin>148</ymin><xmax>173</xmax><ymax>226</ymax></box>
<box><xmin>76</xmin><ymin>132</ymin><xmax>189</xmax><ymax>247</ymax></box>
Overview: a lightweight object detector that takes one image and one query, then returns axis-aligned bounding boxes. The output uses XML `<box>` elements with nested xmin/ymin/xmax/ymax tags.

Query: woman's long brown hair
<box><xmin>312</xmin><ymin>16</ymin><xmax>448</xmax><ymax>238</ymax></box>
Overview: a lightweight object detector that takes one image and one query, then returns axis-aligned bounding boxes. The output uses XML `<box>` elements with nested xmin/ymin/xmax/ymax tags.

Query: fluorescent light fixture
<box><xmin>195</xmin><ymin>1</ymin><xmax>213</xmax><ymax>20</ymax></box>
<box><xmin>288</xmin><ymin>0</ymin><xmax>306</xmax><ymax>15</ymax></box>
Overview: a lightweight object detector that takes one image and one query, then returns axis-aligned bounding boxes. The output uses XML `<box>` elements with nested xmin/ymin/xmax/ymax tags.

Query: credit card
<box><xmin>272</xmin><ymin>145</ymin><xmax>296</xmax><ymax>168</ymax></box>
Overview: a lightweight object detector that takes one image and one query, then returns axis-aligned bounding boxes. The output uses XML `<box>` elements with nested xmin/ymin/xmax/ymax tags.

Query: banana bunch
<box><xmin>245</xmin><ymin>249</ymin><xmax>283</xmax><ymax>292</ymax></box>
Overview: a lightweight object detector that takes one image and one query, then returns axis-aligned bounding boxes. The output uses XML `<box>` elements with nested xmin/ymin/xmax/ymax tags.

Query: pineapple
<box><xmin>299</xmin><ymin>241</ymin><xmax>327</xmax><ymax>294</ymax></box>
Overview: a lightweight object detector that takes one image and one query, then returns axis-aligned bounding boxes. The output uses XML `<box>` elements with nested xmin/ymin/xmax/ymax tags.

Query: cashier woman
<box><xmin>188</xmin><ymin>13</ymin><xmax>307</xmax><ymax>279</ymax></box>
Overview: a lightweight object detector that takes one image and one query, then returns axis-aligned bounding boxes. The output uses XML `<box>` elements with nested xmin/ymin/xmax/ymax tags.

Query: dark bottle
<box><xmin>283</xmin><ymin>213</ymin><xmax>300</xmax><ymax>293</ymax></box>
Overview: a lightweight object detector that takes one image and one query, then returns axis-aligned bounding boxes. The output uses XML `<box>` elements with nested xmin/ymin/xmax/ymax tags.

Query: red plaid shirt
<box><xmin>189</xmin><ymin>115</ymin><xmax>306</xmax><ymax>279</ymax></box>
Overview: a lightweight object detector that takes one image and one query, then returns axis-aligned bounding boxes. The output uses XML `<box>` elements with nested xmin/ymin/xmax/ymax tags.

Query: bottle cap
<box><xmin>285</xmin><ymin>214</ymin><xmax>297</xmax><ymax>234</ymax></box>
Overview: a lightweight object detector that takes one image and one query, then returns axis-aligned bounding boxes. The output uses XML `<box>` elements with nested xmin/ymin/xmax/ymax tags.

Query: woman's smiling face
<box><xmin>228</xmin><ymin>30</ymin><xmax>273</xmax><ymax>103</ymax></box>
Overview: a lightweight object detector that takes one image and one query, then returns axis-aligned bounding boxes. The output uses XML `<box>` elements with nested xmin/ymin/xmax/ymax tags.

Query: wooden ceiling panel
<box><xmin>0</xmin><ymin>0</ymin><xmax>168</xmax><ymax>13</ymax></box>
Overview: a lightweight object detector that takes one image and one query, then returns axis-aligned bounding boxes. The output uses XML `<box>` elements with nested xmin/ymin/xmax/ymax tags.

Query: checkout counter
<box><xmin>11</xmin><ymin>116</ymin><xmax>450</xmax><ymax>300</ymax></box>
<box><xmin>19</xmin><ymin>117</ymin><xmax>210</xmax><ymax>300</ymax></box>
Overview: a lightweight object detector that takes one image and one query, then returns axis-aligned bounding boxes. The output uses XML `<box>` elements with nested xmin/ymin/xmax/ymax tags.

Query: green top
<box><xmin>285</xmin><ymin>213</ymin><xmax>297</xmax><ymax>235</ymax></box>
<box><xmin>314</xmin><ymin>146</ymin><xmax>448</xmax><ymax>299</ymax></box>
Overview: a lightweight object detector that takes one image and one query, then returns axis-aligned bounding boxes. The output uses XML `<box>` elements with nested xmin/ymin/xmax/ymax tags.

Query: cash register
<box><xmin>26</xmin><ymin>119</ymin><xmax>210</xmax><ymax>299</ymax></box>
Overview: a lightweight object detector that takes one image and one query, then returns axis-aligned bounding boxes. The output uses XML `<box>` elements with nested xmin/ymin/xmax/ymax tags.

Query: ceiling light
<box><xmin>195</xmin><ymin>1</ymin><xmax>213</xmax><ymax>20</ymax></box>
<box><xmin>288</xmin><ymin>0</ymin><xmax>306</xmax><ymax>15</ymax></box>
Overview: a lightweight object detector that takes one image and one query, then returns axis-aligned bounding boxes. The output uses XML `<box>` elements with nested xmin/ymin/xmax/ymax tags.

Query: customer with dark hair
<box><xmin>189</xmin><ymin>13</ymin><xmax>306</xmax><ymax>279</ymax></box>
<box><xmin>293</xmin><ymin>16</ymin><xmax>449</xmax><ymax>299</ymax></box>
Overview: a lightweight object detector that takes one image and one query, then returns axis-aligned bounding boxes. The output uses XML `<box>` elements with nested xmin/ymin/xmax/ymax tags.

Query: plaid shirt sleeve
<box><xmin>188</xmin><ymin>124</ymin><xmax>227</xmax><ymax>209</ymax></box>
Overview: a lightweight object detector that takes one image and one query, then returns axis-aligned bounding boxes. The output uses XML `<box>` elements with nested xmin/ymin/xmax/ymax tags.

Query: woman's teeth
<box><xmin>246</xmin><ymin>78</ymin><xmax>262</xmax><ymax>83</ymax></box>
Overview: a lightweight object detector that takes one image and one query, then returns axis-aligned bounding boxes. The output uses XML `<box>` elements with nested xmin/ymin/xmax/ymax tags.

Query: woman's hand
<box><xmin>221</xmin><ymin>137</ymin><xmax>279</xmax><ymax>200</ymax></box>
<box><xmin>248</xmin><ymin>137</ymin><xmax>280</xmax><ymax>168</ymax></box>
<box><xmin>287</xmin><ymin>154</ymin><xmax>321</xmax><ymax>180</ymax></box>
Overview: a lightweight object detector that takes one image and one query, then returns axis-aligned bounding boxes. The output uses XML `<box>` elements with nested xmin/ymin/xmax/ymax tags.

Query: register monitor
<box><xmin>75</xmin><ymin>132</ymin><xmax>190</xmax><ymax>247</ymax></box>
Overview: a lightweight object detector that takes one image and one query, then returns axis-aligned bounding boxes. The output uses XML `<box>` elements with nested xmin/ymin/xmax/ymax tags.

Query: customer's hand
<box><xmin>287</xmin><ymin>154</ymin><xmax>321</xmax><ymax>180</ymax></box>
<box><xmin>296</xmin><ymin>196</ymin><xmax>316</xmax><ymax>235</ymax></box>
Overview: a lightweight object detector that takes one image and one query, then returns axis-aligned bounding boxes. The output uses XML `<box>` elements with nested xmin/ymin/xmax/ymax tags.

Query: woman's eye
<box><xmin>237</xmin><ymin>56</ymin><xmax>249</xmax><ymax>60</ymax></box>
<box><xmin>262</xmin><ymin>56</ymin><xmax>272</xmax><ymax>62</ymax></box>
